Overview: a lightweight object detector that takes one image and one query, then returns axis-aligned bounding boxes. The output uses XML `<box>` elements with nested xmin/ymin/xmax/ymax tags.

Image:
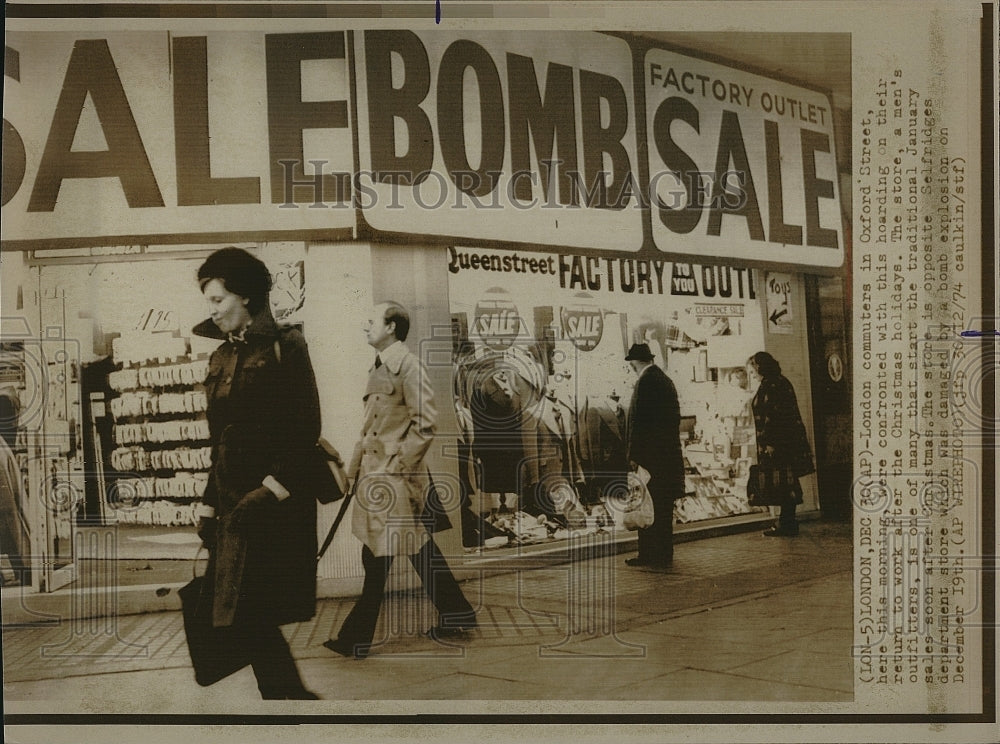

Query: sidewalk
<box><xmin>3</xmin><ymin>521</ymin><xmax>852</xmax><ymax>710</ymax></box>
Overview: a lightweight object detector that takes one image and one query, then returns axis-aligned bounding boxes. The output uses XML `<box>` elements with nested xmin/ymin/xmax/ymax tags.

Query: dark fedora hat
<box><xmin>625</xmin><ymin>343</ymin><xmax>654</xmax><ymax>362</ymax></box>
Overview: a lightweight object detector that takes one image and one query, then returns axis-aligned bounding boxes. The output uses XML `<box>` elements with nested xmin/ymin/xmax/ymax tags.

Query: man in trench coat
<box><xmin>326</xmin><ymin>301</ymin><xmax>477</xmax><ymax>659</ymax></box>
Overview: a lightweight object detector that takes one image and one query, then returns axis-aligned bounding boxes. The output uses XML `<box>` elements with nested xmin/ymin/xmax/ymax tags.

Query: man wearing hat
<box><xmin>624</xmin><ymin>343</ymin><xmax>684</xmax><ymax>568</ymax></box>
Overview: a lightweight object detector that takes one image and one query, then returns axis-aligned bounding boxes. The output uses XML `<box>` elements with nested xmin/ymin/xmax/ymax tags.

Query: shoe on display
<box><xmin>564</xmin><ymin>506</ymin><xmax>588</xmax><ymax>530</ymax></box>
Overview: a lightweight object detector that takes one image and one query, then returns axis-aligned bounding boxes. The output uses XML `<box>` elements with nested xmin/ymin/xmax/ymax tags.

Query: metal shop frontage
<box><xmin>1</xmin><ymin>29</ymin><xmax>851</xmax><ymax>605</ymax></box>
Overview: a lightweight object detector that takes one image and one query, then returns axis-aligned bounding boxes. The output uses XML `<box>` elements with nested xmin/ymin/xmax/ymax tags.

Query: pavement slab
<box><xmin>604</xmin><ymin>666</ymin><xmax>854</xmax><ymax>702</ymax></box>
<box><xmin>3</xmin><ymin>522</ymin><xmax>854</xmax><ymax>708</ymax></box>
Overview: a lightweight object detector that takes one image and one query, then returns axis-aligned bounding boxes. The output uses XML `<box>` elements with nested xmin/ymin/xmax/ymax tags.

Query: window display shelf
<box><xmin>108</xmin><ymin>357</ymin><xmax>210</xmax><ymax>392</ymax></box>
<box><xmin>102</xmin><ymin>336</ymin><xmax>213</xmax><ymax>526</ymax></box>
<box><xmin>111</xmin><ymin>498</ymin><xmax>204</xmax><ymax>527</ymax></box>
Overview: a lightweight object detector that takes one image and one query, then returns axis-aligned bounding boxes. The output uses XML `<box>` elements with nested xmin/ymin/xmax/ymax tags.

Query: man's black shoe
<box><xmin>323</xmin><ymin>638</ymin><xmax>369</xmax><ymax>659</ymax></box>
<box><xmin>625</xmin><ymin>556</ymin><xmax>672</xmax><ymax>568</ymax></box>
<box><xmin>762</xmin><ymin>526</ymin><xmax>799</xmax><ymax>537</ymax></box>
<box><xmin>428</xmin><ymin>623</ymin><xmax>478</xmax><ymax>640</ymax></box>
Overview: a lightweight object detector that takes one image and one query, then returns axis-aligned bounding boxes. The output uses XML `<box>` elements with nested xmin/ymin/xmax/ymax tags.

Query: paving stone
<box><xmin>3</xmin><ymin>522</ymin><xmax>855</xmax><ymax>704</ymax></box>
<box><xmin>605</xmin><ymin>666</ymin><xmax>853</xmax><ymax>701</ymax></box>
<box><xmin>725</xmin><ymin>648</ymin><xmax>855</xmax><ymax>694</ymax></box>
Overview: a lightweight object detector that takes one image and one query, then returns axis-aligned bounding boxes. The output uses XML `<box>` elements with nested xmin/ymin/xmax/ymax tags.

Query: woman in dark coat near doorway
<box><xmin>747</xmin><ymin>351</ymin><xmax>815</xmax><ymax>536</ymax></box>
<box><xmin>192</xmin><ymin>247</ymin><xmax>321</xmax><ymax>699</ymax></box>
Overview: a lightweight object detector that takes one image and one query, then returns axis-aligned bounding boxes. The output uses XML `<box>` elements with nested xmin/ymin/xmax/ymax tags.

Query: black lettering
<box><xmin>800</xmin><ymin>128</ymin><xmax>839</xmax><ymax>248</ymax></box>
<box><xmin>653</xmin><ymin>96</ymin><xmax>701</xmax><ymax>234</ymax></box>
<box><xmin>568</xmin><ymin>255</ymin><xmax>586</xmax><ymax>290</ymax></box>
<box><xmin>173</xmin><ymin>37</ymin><xmax>260</xmax><ymax>206</ymax></box>
<box><xmin>266</xmin><ymin>32</ymin><xmax>349</xmax><ymax>203</ymax></box>
<box><xmin>717</xmin><ymin>265</ymin><xmax>732</xmax><ymax>297</ymax></box>
<box><xmin>579</xmin><ymin>69</ymin><xmax>631</xmax><ymax>209</ymax></box>
<box><xmin>2</xmin><ymin>46</ymin><xmax>25</xmax><ymax>206</ymax></box>
<box><xmin>364</xmin><ymin>31</ymin><xmax>433</xmax><ymax>186</ymax></box>
<box><xmin>507</xmin><ymin>54</ymin><xmax>578</xmax><ymax>205</ymax></box>
<box><xmin>764</xmin><ymin>119</ymin><xmax>802</xmax><ymax>245</ymax></box>
<box><xmin>701</xmin><ymin>265</ymin><xmax>716</xmax><ymax>297</ymax></box>
<box><xmin>437</xmin><ymin>40</ymin><xmax>504</xmax><ymax>197</ymax></box>
<box><xmin>28</xmin><ymin>39</ymin><xmax>163</xmax><ymax>212</ymax></box>
<box><xmin>1</xmin><ymin>120</ymin><xmax>25</xmax><ymax>207</ymax></box>
<box><xmin>636</xmin><ymin>260</ymin><xmax>652</xmax><ymax>293</ymax></box>
<box><xmin>619</xmin><ymin>259</ymin><xmax>636</xmax><ymax>293</ymax></box>
<box><xmin>707</xmin><ymin>110</ymin><xmax>764</xmax><ymax>240</ymax></box>
<box><xmin>585</xmin><ymin>256</ymin><xmax>601</xmax><ymax>291</ymax></box>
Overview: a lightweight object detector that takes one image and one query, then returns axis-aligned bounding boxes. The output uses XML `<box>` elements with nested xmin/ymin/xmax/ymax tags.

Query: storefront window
<box><xmin>32</xmin><ymin>244</ymin><xmax>374</xmax><ymax>567</ymax></box>
<box><xmin>448</xmin><ymin>246</ymin><xmax>770</xmax><ymax>549</ymax></box>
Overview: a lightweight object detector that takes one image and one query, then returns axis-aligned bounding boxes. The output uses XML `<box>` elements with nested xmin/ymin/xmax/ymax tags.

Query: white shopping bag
<box><xmin>622</xmin><ymin>470</ymin><xmax>655</xmax><ymax>530</ymax></box>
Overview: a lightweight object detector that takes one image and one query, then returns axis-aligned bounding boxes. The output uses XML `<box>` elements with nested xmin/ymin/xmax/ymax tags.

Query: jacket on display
<box><xmin>193</xmin><ymin>308</ymin><xmax>319</xmax><ymax>628</ymax></box>
<box><xmin>521</xmin><ymin>394</ymin><xmax>584</xmax><ymax>501</ymax></box>
<box><xmin>464</xmin><ymin>357</ymin><xmax>533</xmax><ymax>495</ymax></box>
<box><xmin>578</xmin><ymin>396</ymin><xmax>629</xmax><ymax>479</ymax></box>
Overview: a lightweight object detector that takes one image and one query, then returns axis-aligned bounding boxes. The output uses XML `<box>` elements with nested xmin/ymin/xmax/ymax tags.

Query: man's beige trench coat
<box><xmin>348</xmin><ymin>346</ymin><xmax>437</xmax><ymax>557</ymax></box>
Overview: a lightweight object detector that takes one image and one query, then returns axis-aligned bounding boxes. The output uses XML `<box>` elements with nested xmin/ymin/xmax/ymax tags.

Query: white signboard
<box><xmin>2</xmin><ymin>32</ymin><xmax>356</xmax><ymax>248</ymax></box>
<box><xmin>353</xmin><ymin>30</ymin><xmax>643</xmax><ymax>252</ymax></box>
<box><xmin>764</xmin><ymin>271</ymin><xmax>794</xmax><ymax>334</ymax></box>
<box><xmin>645</xmin><ymin>46</ymin><xmax>845</xmax><ymax>267</ymax></box>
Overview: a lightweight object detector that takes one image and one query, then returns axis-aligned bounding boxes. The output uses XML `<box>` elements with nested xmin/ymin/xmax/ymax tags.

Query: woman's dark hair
<box><xmin>748</xmin><ymin>351</ymin><xmax>781</xmax><ymax>379</ymax></box>
<box><xmin>197</xmin><ymin>247</ymin><xmax>273</xmax><ymax>315</ymax></box>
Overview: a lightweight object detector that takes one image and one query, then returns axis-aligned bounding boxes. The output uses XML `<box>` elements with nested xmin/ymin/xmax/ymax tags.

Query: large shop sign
<box><xmin>644</xmin><ymin>47</ymin><xmax>843</xmax><ymax>267</ymax></box>
<box><xmin>2</xmin><ymin>32</ymin><xmax>357</xmax><ymax>247</ymax></box>
<box><xmin>353</xmin><ymin>31</ymin><xmax>643</xmax><ymax>252</ymax></box>
<box><xmin>3</xmin><ymin>30</ymin><xmax>843</xmax><ymax>269</ymax></box>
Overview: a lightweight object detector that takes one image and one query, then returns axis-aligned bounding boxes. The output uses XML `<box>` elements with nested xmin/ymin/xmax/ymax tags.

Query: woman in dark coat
<box><xmin>747</xmin><ymin>351</ymin><xmax>815</xmax><ymax>537</ymax></box>
<box><xmin>192</xmin><ymin>247</ymin><xmax>320</xmax><ymax>699</ymax></box>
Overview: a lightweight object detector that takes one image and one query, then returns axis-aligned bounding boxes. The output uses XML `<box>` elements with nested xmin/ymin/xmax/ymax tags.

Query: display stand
<box><xmin>102</xmin><ymin>331</ymin><xmax>211</xmax><ymax>528</ymax></box>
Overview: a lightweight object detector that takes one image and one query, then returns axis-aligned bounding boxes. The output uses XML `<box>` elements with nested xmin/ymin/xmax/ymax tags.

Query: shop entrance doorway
<box><xmin>805</xmin><ymin>275</ymin><xmax>852</xmax><ymax>521</ymax></box>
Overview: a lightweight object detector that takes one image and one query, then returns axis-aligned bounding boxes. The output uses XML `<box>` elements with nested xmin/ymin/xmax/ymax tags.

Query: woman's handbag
<box><xmin>179</xmin><ymin>548</ymin><xmax>252</xmax><ymax>687</ymax></box>
<box><xmin>311</xmin><ymin>438</ymin><xmax>349</xmax><ymax>504</ymax></box>
<box><xmin>747</xmin><ymin>459</ymin><xmax>803</xmax><ymax>507</ymax></box>
<box><xmin>272</xmin><ymin>339</ymin><xmax>348</xmax><ymax>504</ymax></box>
<box><xmin>622</xmin><ymin>467</ymin><xmax>655</xmax><ymax>530</ymax></box>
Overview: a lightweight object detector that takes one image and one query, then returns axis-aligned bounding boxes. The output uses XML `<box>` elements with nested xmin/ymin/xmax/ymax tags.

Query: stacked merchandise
<box><xmin>478</xmin><ymin>501</ymin><xmax>618</xmax><ymax>548</ymax></box>
<box><xmin>477</xmin><ymin>503</ymin><xmax>618</xmax><ymax>548</ymax></box>
<box><xmin>672</xmin><ymin>374</ymin><xmax>766</xmax><ymax>523</ymax></box>
<box><xmin>105</xmin><ymin>331</ymin><xmax>211</xmax><ymax>527</ymax></box>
